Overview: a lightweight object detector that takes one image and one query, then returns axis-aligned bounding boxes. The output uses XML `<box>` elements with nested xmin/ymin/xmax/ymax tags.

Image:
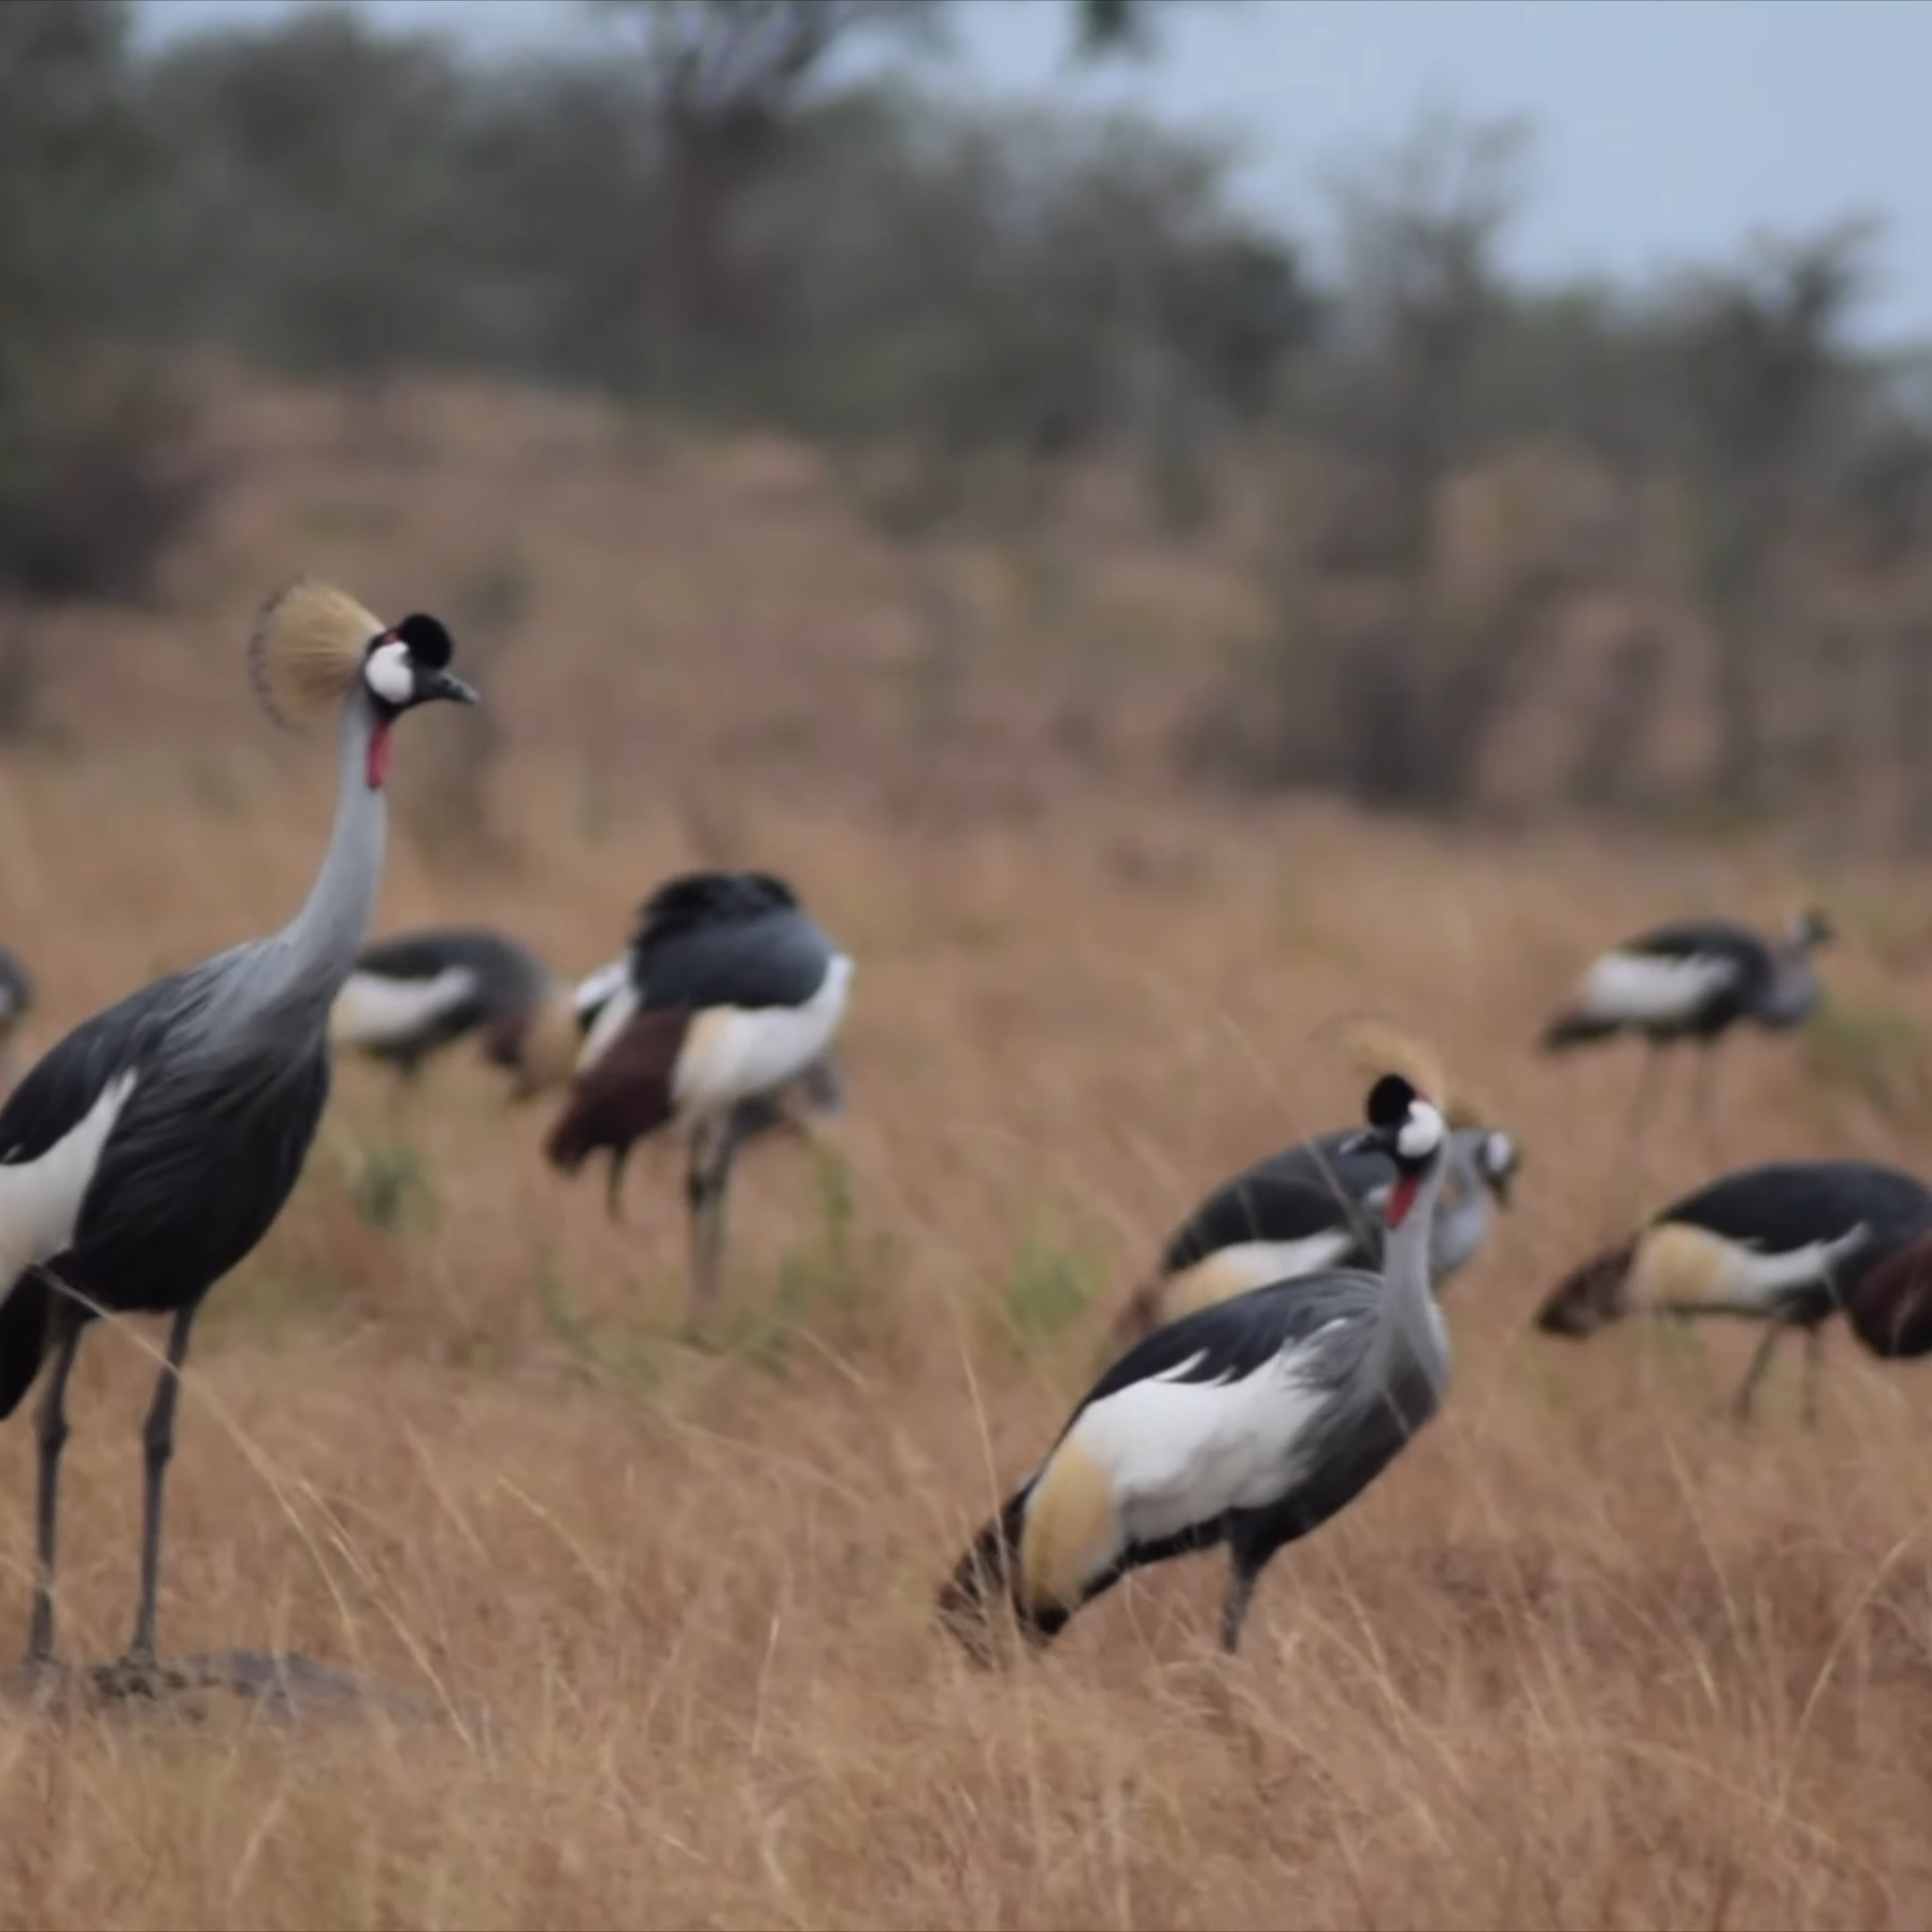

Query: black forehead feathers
<box><xmin>392</xmin><ymin>612</ymin><xmax>453</xmax><ymax>668</ymax></box>
<box><xmin>1364</xmin><ymin>1072</ymin><xmax>1419</xmax><ymax>1130</ymax></box>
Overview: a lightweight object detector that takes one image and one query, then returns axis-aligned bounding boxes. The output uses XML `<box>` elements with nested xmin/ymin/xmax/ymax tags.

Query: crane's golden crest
<box><xmin>249</xmin><ymin>579</ymin><xmax>388</xmax><ymax>728</ymax></box>
<box><xmin>1444</xmin><ymin>1081</ymin><xmax>1500</xmax><ymax>1132</ymax></box>
<box><xmin>1325</xmin><ymin>1013</ymin><xmax>1451</xmax><ymax>1113</ymax></box>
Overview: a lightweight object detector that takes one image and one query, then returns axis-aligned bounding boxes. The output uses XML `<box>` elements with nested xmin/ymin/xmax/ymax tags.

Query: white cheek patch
<box><xmin>364</xmin><ymin>640</ymin><xmax>414</xmax><ymax>707</ymax></box>
<box><xmin>1486</xmin><ymin>1131</ymin><xmax>1515</xmax><ymax>1175</ymax></box>
<box><xmin>1396</xmin><ymin>1102</ymin><xmax>1445</xmax><ymax>1161</ymax></box>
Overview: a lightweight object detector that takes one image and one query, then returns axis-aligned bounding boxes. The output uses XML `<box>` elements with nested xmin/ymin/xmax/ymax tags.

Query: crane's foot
<box><xmin>91</xmin><ymin>1650</ymin><xmax>198</xmax><ymax>1704</ymax></box>
<box><xmin>2</xmin><ymin>1648</ymin><xmax>69</xmax><ymax>1710</ymax></box>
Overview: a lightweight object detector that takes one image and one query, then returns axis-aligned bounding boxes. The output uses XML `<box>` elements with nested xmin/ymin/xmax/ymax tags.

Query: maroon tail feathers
<box><xmin>936</xmin><ymin>1487</ymin><xmax>1065</xmax><ymax>1666</ymax></box>
<box><xmin>1533</xmin><ymin>1238</ymin><xmax>1637</xmax><ymax>1336</ymax></box>
<box><xmin>1844</xmin><ymin>1230</ymin><xmax>1932</xmax><ymax>1360</ymax></box>
<box><xmin>543</xmin><ymin>1005</ymin><xmax>687</xmax><ymax>1175</ymax></box>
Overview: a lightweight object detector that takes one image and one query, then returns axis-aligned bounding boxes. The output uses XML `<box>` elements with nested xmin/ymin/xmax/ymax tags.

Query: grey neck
<box><xmin>247</xmin><ymin>686</ymin><xmax>388</xmax><ymax>1025</ymax></box>
<box><xmin>1429</xmin><ymin>1131</ymin><xmax>1495</xmax><ymax>1280</ymax></box>
<box><xmin>1758</xmin><ymin>942</ymin><xmax>1819</xmax><ymax>1026</ymax></box>
<box><xmin>1368</xmin><ymin>1148</ymin><xmax>1453</xmax><ymax>1389</ymax></box>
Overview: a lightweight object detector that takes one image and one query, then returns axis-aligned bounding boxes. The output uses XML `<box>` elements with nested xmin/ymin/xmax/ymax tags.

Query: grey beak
<box><xmin>1337</xmin><ymin>1129</ymin><xmax>1382</xmax><ymax>1157</ymax></box>
<box><xmin>423</xmin><ymin>668</ymin><xmax>480</xmax><ymax>707</ymax></box>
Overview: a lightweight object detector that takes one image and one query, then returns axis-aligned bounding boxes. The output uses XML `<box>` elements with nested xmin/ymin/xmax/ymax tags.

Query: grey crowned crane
<box><xmin>1533</xmin><ymin>1157</ymin><xmax>1932</xmax><ymax>1425</ymax></box>
<box><xmin>0</xmin><ymin>946</ymin><xmax>33</xmax><ymax>1096</ymax></box>
<box><xmin>1538</xmin><ymin>910</ymin><xmax>1835</xmax><ymax>1169</ymax></box>
<box><xmin>0</xmin><ymin>580</ymin><xmax>475</xmax><ymax>1685</ymax></box>
<box><xmin>330</xmin><ymin>927</ymin><xmax>582</xmax><ymax>1100</ymax></box>
<box><xmin>544</xmin><ymin>869</ymin><xmax>854</xmax><ymax>1315</ymax></box>
<box><xmin>938</xmin><ymin>1067</ymin><xmax>1454</xmax><ymax>1663</ymax></box>
<box><xmin>1107</xmin><ymin>1116</ymin><xmax>1521</xmax><ymax>1354</ymax></box>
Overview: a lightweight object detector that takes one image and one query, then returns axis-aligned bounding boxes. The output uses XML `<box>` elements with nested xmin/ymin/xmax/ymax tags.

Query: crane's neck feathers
<box><xmin>247</xmin><ymin>688</ymin><xmax>390</xmax><ymax>1024</ymax></box>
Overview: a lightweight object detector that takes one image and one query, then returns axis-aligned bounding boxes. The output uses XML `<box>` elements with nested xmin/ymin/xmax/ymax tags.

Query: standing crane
<box><xmin>1538</xmin><ymin>909</ymin><xmax>1835</xmax><ymax>1173</ymax></box>
<box><xmin>937</xmin><ymin>1066</ymin><xmax>1454</xmax><ymax>1664</ymax></box>
<box><xmin>1532</xmin><ymin>1157</ymin><xmax>1932</xmax><ymax>1424</ymax></box>
<box><xmin>544</xmin><ymin>869</ymin><xmax>854</xmax><ymax>1317</ymax></box>
<box><xmin>0</xmin><ymin>580</ymin><xmax>475</xmax><ymax>1688</ymax></box>
<box><xmin>0</xmin><ymin>946</ymin><xmax>33</xmax><ymax>1097</ymax></box>
<box><xmin>1106</xmin><ymin>1118</ymin><xmax>1520</xmax><ymax>1354</ymax></box>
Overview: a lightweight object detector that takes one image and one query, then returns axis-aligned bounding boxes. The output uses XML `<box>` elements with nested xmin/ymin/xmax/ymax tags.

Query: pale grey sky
<box><xmin>138</xmin><ymin>0</ymin><xmax>1932</xmax><ymax>344</ymax></box>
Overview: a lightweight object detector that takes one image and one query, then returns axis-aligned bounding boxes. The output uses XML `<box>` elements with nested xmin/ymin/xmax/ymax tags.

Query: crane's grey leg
<box><xmin>1801</xmin><ymin>1322</ymin><xmax>1825</xmax><ymax>1429</ymax></box>
<box><xmin>25</xmin><ymin>1292</ymin><xmax>85</xmax><ymax>1668</ymax></box>
<box><xmin>126</xmin><ymin>1304</ymin><xmax>199</xmax><ymax>1665</ymax></box>
<box><xmin>685</xmin><ymin>1114</ymin><xmax>741</xmax><ymax>1317</ymax></box>
<box><xmin>605</xmin><ymin>1140</ymin><xmax>633</xmax><ymax>1222</ymax></box>
<box><xmin>1219</xmin><ymin>1554</ymin><xmax>1262</xmax><ymax>1655</ymax></box>
<box><xmin>1691</xmin><ymin>1042</ymin><xmax>1724</xmax><ymax>1171</ymax></box>
<box><xmin>1730</xmin><ymin>1317</ymin><xmax>1785</xmax><ymax>1425</ymax></box>
<box><xmin>1610</xmin><ymin>1044</ymin><xmax>1668</xmax><ymax>1218</ymax></box>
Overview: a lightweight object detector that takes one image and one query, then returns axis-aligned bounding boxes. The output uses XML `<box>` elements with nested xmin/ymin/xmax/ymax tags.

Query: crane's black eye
<box><xmin>393</xmin><ymin>613</ymin><xmax>453</xmax><ymax>669</ymax></box>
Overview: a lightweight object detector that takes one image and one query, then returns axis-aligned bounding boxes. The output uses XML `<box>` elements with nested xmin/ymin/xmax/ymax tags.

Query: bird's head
<box><xmin>360</xmin><ymin>613</ymin><xmax>478</xmax><ymax>718</ymax></box>
<box><xmin>1340</xmin><ymin>1073</ymin><xmax>1446</xmax><ymax>1230</ymax></box>
<box><xmin>1475</xmin><ymin>1127</ymin><xmax>1521</xmax><ymax>1208</ymax></box>
<box><xmin>1791</xmin><ymin>906</ymin><xmax>1837</xmax><ymax>951</ymax></box>
<box><xmin>249</xmin><ymin>579</ymin><xmax>478</xmax><ymax>787</ymax></box>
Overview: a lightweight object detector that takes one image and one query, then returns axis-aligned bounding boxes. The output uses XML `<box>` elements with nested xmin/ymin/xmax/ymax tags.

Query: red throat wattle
<box><xmin>1386</xmin><ymin>1173</ymin><xmax>1421</xmax><ymax>1229</ymax></box>
<box><xmin>366</xmin><ymin>718</ymin><xmax>393</xmax><ymax>790</ymax></box>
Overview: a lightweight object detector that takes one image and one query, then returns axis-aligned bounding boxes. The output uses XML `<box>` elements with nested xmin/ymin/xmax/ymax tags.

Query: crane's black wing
<box><xmin>1623</xmin><ymin>919</ymin><xmax>1770</xmax><ymax>997</ymax></box>
<box><xmin>1</xmin><ymin>961</ymin><xmax>331</xmax><ymax>1318</ymax></box>
<box><xmin>1158</xmin><ymin>1167</ymin><xmax>1374</xmax><ymax>1275</ymax></box>
<box><xmin>1075</xmin><ymin>1267</ymin><xmax>1373</xmax><ymax>1420</ymax></box>
<box><xmin>1659</xmin><ymin>1161</ymin><xmax>1932</xmax><ymax>1280</ymax></box>
<box><xmin>354</xmin><ymin>928</ymin><xmax>549</xmax><ymax>1011</ymax></box>
<box><xmin>1248</xmin><ymin>1125</ymin><xmax>1395</xmax><ymax>1205</ymax></box>
<box><xmin>629</xmin><ymin>893</ymin><xmax>836</xmax><ymax>1013</ymax></box>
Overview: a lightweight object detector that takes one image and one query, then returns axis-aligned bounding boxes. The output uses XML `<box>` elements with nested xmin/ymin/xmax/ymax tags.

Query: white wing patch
<box><xmin>673</xmin><ymin>953</ymin><xmax>854</xmax><ymax>1115</ymax></box>
<box><xmin>0</xmin><ymin>1069</ymin><xmax>139</xmax><ymax>1298</ymax></box>
<box><xmin>572</xmin><ymin>957</ymin><xmax>630</xmax><ymax>1023</ymax></box>
<box><xmin>329</xmin><ymin>966</ymin><xmax>479</xmax><ymax>1049</ymax></box>
<box><xmin>1631</xmin><ymin>1218</ymin><xmax>1871</xmax><ymax>1315</ymax></box>
<box><xmin>576</xmin><ymin>977</ymin><xmax>640</xmax><ymax>1075</ymax></box>
<box><xmin>1575</xmin><ymin>950</ymin><xmax>1737</xmax><ymax>1026</ymax></box>
<box><xmin>1063</xmin><ymin>1338</ymin><xmax>1335</xmax><ymax>1561</ymax></box>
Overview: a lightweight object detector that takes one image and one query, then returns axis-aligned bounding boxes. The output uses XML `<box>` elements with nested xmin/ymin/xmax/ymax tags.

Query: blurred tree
<box><xmin>1657</xmin><ymin>218</ymin><xmax>1877</xmax><ymax>809</ymax></box>
<box><xmin>587</xmin><ymin>0</ymin><xmax>1204</xmax><ymax>383</ymax></box>
<box><xmin>0</xmin><ymin>0</ymin><xmax>207</xmax><ymax>740</ymax></box>
<box><xmin>589</xmin><ymin>1</ymin><xmax>943</xmax><ymax>375</ymax></box>
<box><xmin>1235</xmin><ymin>111</ymin><xmax>1601</xmax><ymax>811</ymax></box>
<box><xmin>145</xmin><ymin>10</ymin><xmax>476</xmax><ymax>436</ymax></box>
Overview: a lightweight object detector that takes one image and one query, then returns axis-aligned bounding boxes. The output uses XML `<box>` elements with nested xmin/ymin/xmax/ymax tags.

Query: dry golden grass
<box><xmin>4</xmin><ymin>377</ymin><xmax>1932</xmax><ymax>1928</ymax></box>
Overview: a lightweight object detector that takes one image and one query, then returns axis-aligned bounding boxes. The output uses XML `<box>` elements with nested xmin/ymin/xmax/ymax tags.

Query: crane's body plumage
<box><xmin>943</xmin><ymin>1075</ymin><xmax>1453</xmax><ymax>1661</ymax></box>
<box><xmin>0</xmin><ymin>962</ymin><xmax>334</xmax><ymax>1417</ymax></box>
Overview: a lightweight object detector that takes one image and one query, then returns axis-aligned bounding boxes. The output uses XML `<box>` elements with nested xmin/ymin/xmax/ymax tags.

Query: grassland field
<box><xmin>3</xmin><ymin>377</ymin><xmax>1932</xmax><ymax>1928</ymax></box>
